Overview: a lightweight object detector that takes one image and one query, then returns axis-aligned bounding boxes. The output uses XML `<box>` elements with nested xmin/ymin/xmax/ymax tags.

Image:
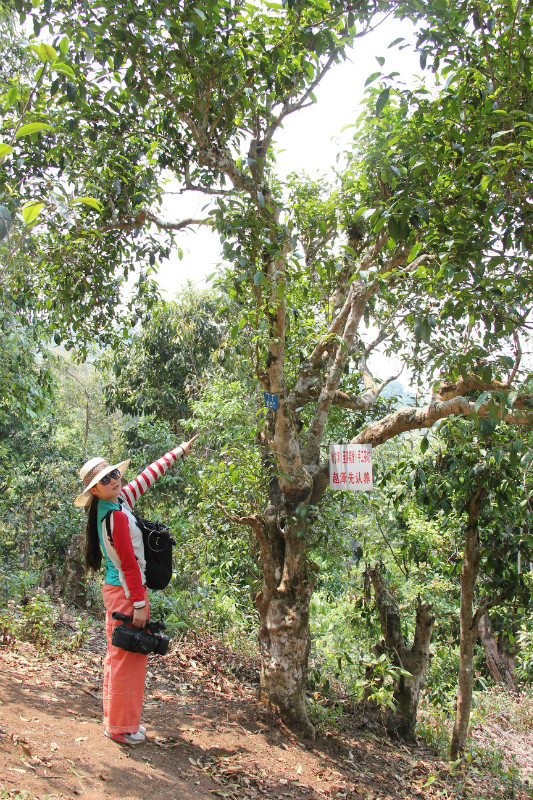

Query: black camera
<box><xmin>111</xmin><ymin>612</ymin><xmax>170</xmax><ymax>656</ymax></box>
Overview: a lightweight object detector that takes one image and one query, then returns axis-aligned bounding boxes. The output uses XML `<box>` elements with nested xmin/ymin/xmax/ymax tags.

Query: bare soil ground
<box><xmin>1</xmin><ymin>624</ymin><xmax>532</xmax><ymax>800</ymax></box>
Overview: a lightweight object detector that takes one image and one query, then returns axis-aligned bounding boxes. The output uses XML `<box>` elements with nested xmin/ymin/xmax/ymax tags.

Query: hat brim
<box><xmin>74</xmin><ymin>459</ymin><xmax>131</xmax><ymax>508</ymax></box>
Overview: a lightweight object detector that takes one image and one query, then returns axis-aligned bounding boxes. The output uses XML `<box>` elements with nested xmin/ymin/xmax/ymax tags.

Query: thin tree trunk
<box><xmin>84</xmin><ymin>399</ymin><xmax>90</xmax><ymax>449</ymax></box>
<box><xmin>22</xmin><ymin>507</ymin><xmax>33</xmax><ymax>570</ymax></box>
<box><xmin>450</xmin><ymin>481</ymin><xmax>485</xmax><ymax>761</ymax></box>
<box><xmin>370</xmin><ymin>564</ymin><xmax>435</xmax><ymax>741</ymax></box>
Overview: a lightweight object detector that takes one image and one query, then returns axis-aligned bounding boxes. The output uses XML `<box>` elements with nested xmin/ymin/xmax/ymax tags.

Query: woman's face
<box><xmin>89</xmin><ymin>470</ymin><xmax>122</xmax><ymax>502</ymax></box>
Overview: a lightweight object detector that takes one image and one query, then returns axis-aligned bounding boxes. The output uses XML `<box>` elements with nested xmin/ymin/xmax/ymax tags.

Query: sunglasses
<box><xmin>99</xmin><ymin>468</ymin><xmax>121</xmax><ymax>486</ymax></box>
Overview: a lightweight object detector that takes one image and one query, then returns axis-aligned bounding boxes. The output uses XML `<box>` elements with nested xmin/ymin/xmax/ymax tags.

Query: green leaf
<box><xmin>5</xmin><ymin>87</ymin><xmax>20</xmax><ymax>109</ymax></box>
<box><xmin>15</xmin><ymin>123</ymin><xmax>54</xmax><ymax>138</ymax></box>
<box><xmin>0</xmin><ymin>205</ymin><xmax>13</xmax><ymax>241</ymax></box>
<box><xmin>71</xmin><ymin>197</ymin><xmax>103</xmax><ymax>211</ymax></box>
<box><xmin>34</xmin><ymin>43</ymin><xmax>58</xmax><ymax>62</ymax></box>
<box><xmin>0</xmin><ymin>143</ymin><xmax>14</xmax><ymax>158</ymax></box>
<box><xmin>491</xmin><ymin>129</ymin><xmax>514</xmax><ymax>140</ymax></box>
<box><xmin>52</xmin><ymin>63</ymin><xmax>75</xmax><ymax>78</ymax></box>
<box><xmin>407</xmin><ymin>242</ymin><xmax>422</xmax><ymax>263</ymax></box>
<box><xmin>353</xmin><ymin>207</ymin><xmax>375</xmax><ymax>221</ymax></box>
<box><xmin>474</xmin><ymin>391</ymin><xmax>491</xmax><ymax>412</ymax></box>
<box><xmin>365</xmin><ymin>71</ymin><xmax>382</xmax><ymax>87</ymax></box>
<box><xmin>191</xmin><ymin>9</ymin><xmax>206</xmax><ymax>33</ymax></box>
<box><xmin>21</xmin><ymin>201</ymin><xmax>45</xmax><ymax>225</ymax></box>
<box><xmin>414</xmin><ymin>317</ymin><xmax>431</xmax><ymax>343</ymax></box>
<box><xmin>376</xmin><ymin>87</ymin><xmax>390</xmax><ymax>116</ymax></box>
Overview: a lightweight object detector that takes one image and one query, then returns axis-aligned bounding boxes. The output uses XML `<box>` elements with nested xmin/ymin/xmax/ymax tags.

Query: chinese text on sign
<box><xmin>329</xmin><ymin>444</ymin><xmax>373</xmax><ymax>491</ymax></box>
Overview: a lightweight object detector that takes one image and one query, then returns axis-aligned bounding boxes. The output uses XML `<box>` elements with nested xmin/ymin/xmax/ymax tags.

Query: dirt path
<box><xmin>0</xmin><ymin>630</ymin><xmax>530</xmax><ymax>800</ymax></box>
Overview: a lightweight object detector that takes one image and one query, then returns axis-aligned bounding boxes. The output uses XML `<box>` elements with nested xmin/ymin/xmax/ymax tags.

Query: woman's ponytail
<box><xmin>85</xmin><ymin>495</ymin><xmax>102</xmax><ymax>572</ymax></box>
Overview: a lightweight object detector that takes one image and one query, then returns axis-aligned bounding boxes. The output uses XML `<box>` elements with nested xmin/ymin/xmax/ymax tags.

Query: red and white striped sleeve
<box><xmin>121</xmin><ymin>446</ymin><xmax>185</xmax><ymax>510</ymax></box>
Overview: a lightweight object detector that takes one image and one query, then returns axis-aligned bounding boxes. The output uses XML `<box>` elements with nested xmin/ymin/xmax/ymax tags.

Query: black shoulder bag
<box><xmin>103</xmin><ymin>503</ymin><xmax>175</xmax><ymax>590</ymax></box>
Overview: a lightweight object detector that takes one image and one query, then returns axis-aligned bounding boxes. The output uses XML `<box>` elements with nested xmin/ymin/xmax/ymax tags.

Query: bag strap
<box><xmin>102</xmin><ymin>498</ymin><xmax>123</xmax><ymax>538</ymax></box>
<box><xmin>103</xmin><ymin>509</ymin><xmax>112</xmax><ymax>538</ymax></box>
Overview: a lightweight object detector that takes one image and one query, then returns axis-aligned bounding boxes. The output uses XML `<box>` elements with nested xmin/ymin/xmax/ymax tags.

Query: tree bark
<box><xmin>353</xmin><ymin>396</ymin><xmax>532</xmax><ymax>448</ymax></box>
<box><xmin>257</xmin><ymin>589</ymin><xmax>313</xmax><ymax>736</ymax></box>
<box><xmin>478</xmin><ymin>612</ymin><xmax>516</xmax><ymax>687</ymax></box>
<box><xmin>370</xmin><ymin>564</ymin><xmax>435</xmax><ymax>741</ymax></box>
<box><xmin>60</xmin><ymin>529</ymin><xmax>89</xmax><ymax>609</ymax></box>
<box><xmin>450</xmin><ymin>481</ymin><xmax>485</xmax><ymax>761</ymax></box>
<box><xmin>252</xmin><ymin>505</ymin><xmax>317</xmax><ymax>738</ymax></box>
<box><xmin>22</xmin><ymin>507</ymin><xmax>33</xmax><ymax>570</ymax></box>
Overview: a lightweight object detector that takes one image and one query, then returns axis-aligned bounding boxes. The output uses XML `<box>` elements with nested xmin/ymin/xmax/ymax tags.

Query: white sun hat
<box><xmin>74</xmin><ymin>457</ymin><xmax>131</xmax><ymax>508</ymax></box>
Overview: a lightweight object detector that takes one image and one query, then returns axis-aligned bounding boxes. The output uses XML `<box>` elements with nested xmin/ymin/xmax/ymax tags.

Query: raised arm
<box><xmin>121</xmin><ymin>435</ymin><xmax>198</xmax><ymax>510</ymax></box>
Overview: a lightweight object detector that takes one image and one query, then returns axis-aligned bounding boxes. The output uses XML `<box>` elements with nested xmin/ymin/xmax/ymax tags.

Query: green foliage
<box><xmin>104</xmin><ymin>288</ymin><xmax>223</xmax><ymax>428</ymax></box>
<box><xmin>0</xmin><ymin>566</ymin><xmax>40</xmax><ymax>606</ymax></box>
<box><xmin>371</xmin><ymin>422</ymin><xmax>533</xmax><ymax>723</ymax></box>
<box><xmin>38</xmin><ymin>501</ymin><xmax>81</xmax><ymax>566</ymax></box>
<box><xmin>416</xmin><ymin>702</ymin><xmax>452</xmax><ymax>758</ymax></box>
<box><xmin>0</xmin><ymin>414</ymin><xmax>79</xmax><ymax>567</ymax></box>
<box><xmin>0</xmin><ymin>315</ymin><xmax>55</xmax><ymax>428</ymax></box>
<box><xmin>148</xmin><ymin>584</ymin><xmax>256</xmax><ymax>653</ymax></box>
<box><xmin>516</xmin><ymin>606</ymin><xmax>533</xmax><ymax>684</ymax></box>
<box><xmin>0</xmin><ymin>353</ymin><xmax>124</xmax><ymax>570</ymax></box>
<box><xmin>418</xmin><ymin>699</ymin><xmax>530</xmax><ymax>799</ymax></box>
<box><xmin>378</xmin><ymin>419</ymin><xmax>533</xmax><ymax>609</ymax></box>
<box><xmin>339</xmin><ymin>0</ymin><xmax>533</xmax><ymax>389</ymax></box>
<box><xmin>309</xmin><ymin>586</ymin><xmax>412</xmax><ymax>716</ymax></box>
<box><xmin>1</xmin><ymin>0</ymin><xmax>372</xmax><ymax>370</ymax></box>
<box><xmin>0</xmin><ymin>588</ymin><xmax>91</xmax><ymax>652</ymax></box>
<box><xmin>424</xmin><ymin>642</ymin><xmax>460</xmax><ymax>710</ymax></box>
<box><xmin>190</xmin><ymin>377</ymin><xmax>264</xmax><ymax>514</ymax></box>
<box><xmin>0</xmin><ymin>7</ymin><xmax>167</xmax><ymax>434</ymax></box>
<box><xmin>14</xmin><ymin>592</ymin><xmax>57</xmax><ymax>648</ymax></box>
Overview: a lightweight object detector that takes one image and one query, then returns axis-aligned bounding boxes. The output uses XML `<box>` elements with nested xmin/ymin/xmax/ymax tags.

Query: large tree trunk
<box><xmin>370</xmin><ymin>564</ymin><xmax>435</xmax><ymax>741</ymax></box>
<box><xmin>252</xmin><ymin>503</ymin><xmax>317</xmax><ymax>738</ymax></box>
<box><xmin>257</xmin><ymin>589</ymin><xmax>313</xmax><ymax>735</ymax></box>
<box><xmin>450</xmin><ymin>481</ymin><xmax>485</xmax><ymax>761</ymax></box>
<box><xmin>478</xmin><ymin>612</ymin><xmax>516</xmax><ymax>687</ymax></box>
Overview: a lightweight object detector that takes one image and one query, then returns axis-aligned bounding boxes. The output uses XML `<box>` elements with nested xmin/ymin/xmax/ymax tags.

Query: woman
<box><xmin>74</xmin><ymin>436</ymin><xmax>197</xmax><ymax>745</ymax></box>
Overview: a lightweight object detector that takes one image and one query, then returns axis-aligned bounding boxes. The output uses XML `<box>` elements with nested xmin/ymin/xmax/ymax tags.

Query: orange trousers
<box><xmin>102</xmin><ymin>583</ymin><xmax>149</xmax><ymax>734</ymax></box>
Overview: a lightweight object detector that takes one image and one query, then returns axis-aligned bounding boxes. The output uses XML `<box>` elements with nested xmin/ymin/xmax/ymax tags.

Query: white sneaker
<box><xmin>105</xmin><ymin>730</ymin><xmax>145</xmax><ymax>745</ymax></box>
